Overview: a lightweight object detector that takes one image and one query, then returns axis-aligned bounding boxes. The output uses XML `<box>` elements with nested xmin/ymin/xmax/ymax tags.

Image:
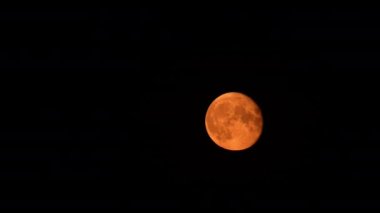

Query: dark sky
<box><xmin>0</xmin><ymin>8</ymin><xmax>379</xmax><ymax>209</ymax></box>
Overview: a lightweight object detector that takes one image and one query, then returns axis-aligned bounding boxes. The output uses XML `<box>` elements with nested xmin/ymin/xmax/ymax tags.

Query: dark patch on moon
<box><xmin>234</xmin><ymin>105</ymin><xmax>254</xmax><ymax>124</ymax></box>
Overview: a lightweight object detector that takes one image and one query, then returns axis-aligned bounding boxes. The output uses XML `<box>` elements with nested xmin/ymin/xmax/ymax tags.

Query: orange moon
<box><xmin>205</xmin><ymin>92</ymin><xmax>263</xmax><ymax>151</ymax></box>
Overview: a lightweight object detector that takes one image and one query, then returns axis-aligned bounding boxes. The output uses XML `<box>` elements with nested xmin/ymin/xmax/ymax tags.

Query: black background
<box><xmin>0</xmin><ymin>8</ymin><xmax>379</xmax><ymax>209</ymax></box>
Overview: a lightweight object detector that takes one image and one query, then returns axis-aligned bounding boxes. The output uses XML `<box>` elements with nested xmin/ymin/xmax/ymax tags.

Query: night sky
<box><xmin>0</xmin><ymin>8</ymin><xmax>379</xmax><ymax>209</ymax></box>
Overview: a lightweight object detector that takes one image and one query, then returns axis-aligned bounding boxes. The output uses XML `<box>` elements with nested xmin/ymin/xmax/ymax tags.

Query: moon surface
<box><xmin>205</xmin><ymin>92</ymin><xmax>263</xmax><ymax>151</ymax></box>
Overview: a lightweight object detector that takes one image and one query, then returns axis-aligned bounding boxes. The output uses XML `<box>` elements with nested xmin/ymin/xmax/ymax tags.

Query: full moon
<box><xmin>205</xmin><ymin>92</ymin><xmax>263</xmax><ymax>151</ymax></box>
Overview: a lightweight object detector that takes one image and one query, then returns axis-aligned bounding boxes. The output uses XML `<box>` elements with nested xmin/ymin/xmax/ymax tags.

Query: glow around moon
<box><xmin>205</xmin><ymin>92</ymin><xmax>263</xmax><ymax>151</ymax></box>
